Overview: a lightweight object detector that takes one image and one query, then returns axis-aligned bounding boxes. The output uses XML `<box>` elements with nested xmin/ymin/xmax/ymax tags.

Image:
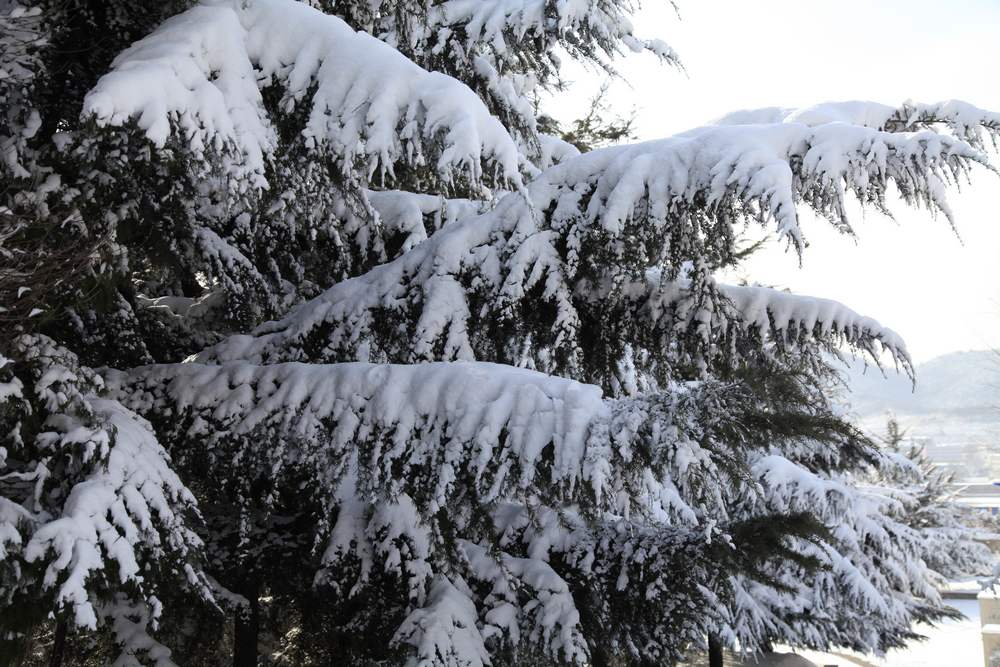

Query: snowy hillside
<box><xmin>846</xmin><ymin>350</ymin><xmax>1000</xmax><ymax>417</ymax></box>
<box><xmin>842</xmin><ymin>351</ymin><xmax>999</xmax><ymax>468</ymax></box>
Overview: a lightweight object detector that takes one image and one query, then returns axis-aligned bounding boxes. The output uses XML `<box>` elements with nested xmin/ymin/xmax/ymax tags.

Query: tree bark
<box><xmin>233</xmin><ymin>582</ymin><xmax>260</xmax><ymax>667</ymax></box>
<box><xmin>48</xmin><ymin>620</ymin><xmax>67</xmax><ymax>667</ymax></box>
<box><xmin>708</xmin><ymin>633</ymin><xmax>724</xmax><ymax>667</ymax></box>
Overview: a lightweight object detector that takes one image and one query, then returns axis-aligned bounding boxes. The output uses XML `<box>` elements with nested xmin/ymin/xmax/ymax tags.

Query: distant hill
<box><xmin>841</xmin><ymin>350</ymin><xmax>1000</xmax><ymax>453</ymax></box>
<box><xmin>845</xmin><ymin>350</ymin><xmax>1000</xmax><ymax>418</ymax></box>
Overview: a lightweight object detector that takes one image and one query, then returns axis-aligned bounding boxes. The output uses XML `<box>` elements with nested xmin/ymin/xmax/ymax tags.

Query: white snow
<box><xmin>109</xmin><ymin>360</ymin><xmax>609</xmax><ymax>506</ymax></box>
<box><xmin>393</xmin><ymin>576</ymin><xmax>493</xmax><ymax>667</ymax></box>
<box><xmin>742</xmin><ymin>652</ymin><xmax>819</xmax><ymax>666</ymax></box>
<box><xmin>365</xmin><ymin>189</ymin><xmax>487</xmax><ymax>254</ymax></box>
<box><xmin>647</xmin><ymin>278</ymin><xmax>912</xmax><ymax>372</ymax></box>
<box><xmin>82</xmin><ymin>4</ymin><xmax>272</xmax><ymax>187</ymax></box>
<box><xmin>83</xmin><ymin>0</ymin><xmax>523</xmax><ymax>189</ymax></box>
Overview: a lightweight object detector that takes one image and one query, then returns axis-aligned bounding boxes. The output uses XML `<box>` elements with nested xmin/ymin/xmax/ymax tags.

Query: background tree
<box><xmin>537</xmin><ymin>82</ymin><xmax>637</xmax><ymax>154</ymax></box>
<box><xmin>869</xmin><ymin>416</ymin><xmax>997</xmax><ymax>583</ymax></box>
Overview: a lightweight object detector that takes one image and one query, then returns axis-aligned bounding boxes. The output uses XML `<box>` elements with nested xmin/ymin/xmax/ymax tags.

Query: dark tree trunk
<box><xmin>233</xmin><ymin>581</ymin><xmax>260</xmax><ymax>667</ymax></box>
<box><xmin>48</xmin><ymin>620</ymin><xmax>67</xmax><ymax>667</ymax></box>
<box><xmin>708</xmin><ymin>633</ymin><xmax>724</xmax><ymax>667</ymax></box>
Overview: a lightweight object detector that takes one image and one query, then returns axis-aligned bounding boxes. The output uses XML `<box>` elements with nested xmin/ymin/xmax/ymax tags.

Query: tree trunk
<box><xmin>708</xmin><ymin>633</ymin><xmax>724</xmax><ymax>667</ymax></box>
<box><xmin>48</xmin><ymin>620</ymin><xmax>67</xmax><ymax>667</ymax></box>
<box><xmin>233</xmin><ymin>582</ymin><xmax>260</xmax><ymax>667</ymax></box>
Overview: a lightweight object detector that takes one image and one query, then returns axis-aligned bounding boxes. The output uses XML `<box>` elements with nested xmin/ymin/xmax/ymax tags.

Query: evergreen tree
<box><xmin>3</xmin><ymin>0</ymin><xmax>1000</xmax><ymax>664</ymax></box>
<box><xmin>538</xmin><ymin>82</ymin><xmax>637</xmax><ymax>154</ymax></box>
<box><xmin>869</xmin><ymin>416</ymin><xmax>997</xmax><ymax>583</ymax></box>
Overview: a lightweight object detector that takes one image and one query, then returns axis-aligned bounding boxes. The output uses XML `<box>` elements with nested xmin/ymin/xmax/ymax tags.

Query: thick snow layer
<box><xmin>109</xmin><ymin>359</ymin><xmax>752</xmax><ymax>537</ymax></box>
<box><xmin>81</xmin><ymin>4</ymin><xmax>272</xmax><ymax>186</ymax></box>
<box><xmin>647</xmin><ymin>278</ymin><xmax>912</xmax><ymax>372</ymax></box>
<box><xmin>535</xmin><ymin>133</ymin><xmax>582</xmax><ymax>169</ymax></box>
<box><xmin>723</xmin><ymin>283</ymin><xmax>909</xmax><ymax>368</ymax></box>
<box><xmin>460</xmin><ymin>539</ymin><xmax>587</xmax><ymax>662</ymax></box>
<box><xmin>366</xmin><ymin>189</ymin><xmax>487</xmax><ymax>254</ymax></box>
<box><xmin>83</xmin><ymin>0</ymin><xmax>522</xmax><ymax>188</ymax></box>
<box><xmin>111</xmin><ymin>360</ymin><xmax>606</xmax><ymax>504</ymax></box>
<box><xmin>393</xmin><ymin>575</ymin><xmax>493</xmax><ymax>667</ymax></box>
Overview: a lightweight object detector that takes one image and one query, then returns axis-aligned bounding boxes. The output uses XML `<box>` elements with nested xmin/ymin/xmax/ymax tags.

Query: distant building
<box><xmin>925</xmin><ymin>439</ymin><xmax>996</xmax><ymax>481</ymax></box>
<box><xmin>953</xmin><ymin>482</ymin><xmax>1000</xmax><ymax>515</ymax></box>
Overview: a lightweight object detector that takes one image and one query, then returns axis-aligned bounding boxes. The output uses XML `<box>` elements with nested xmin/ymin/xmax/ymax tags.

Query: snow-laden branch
<box><xmin>82</xmin><ymin>0</ymin><xmax>522</xmax><ymax>189</ymax></box>
<box><xmin>559</xmin><ymin>117</ymin><xmax>986</xmax><ymax>248</ymax></box>
<box><xmin>107</xmin><ymin>354</ymin><xmax>937</xmax><ymax>659</ymax></box>
<box><xmin>107</xmin><ymin>358</ymin><xmax>754</xmax><ymax>663</ymax></box>
<box><xmin>109</xmin><ymin>359</ymin><xmax>745</xmax><ymax>524</ymax></box>
<box><xmin>364</xmin><ymin>189</ymin><xmax>488</xmax><ymax>255</ymax></box>
<box><xmin>714</xmin><ymin>99</ymin><xmax>1000</xmax><ymax>151</ymax></box>
<box><xmin>114</xmin><ymin>360</ymin><xmax>604</xmax><ymax>505</ymax></box>
<box><xmin>192</xmin><ymin>107</ymin><xmax>978</xmax><ymax>379</ymax></box>
<box><xmin>23</xmin><ymin>398</ymin><xmax>203</xmax><ymax>628</ymax></box>
<box><xmin>0</xmin><ymin>3</ymin><xmax>45</xmax><ymax>180</ymax></box>
<box><xmin>0</xmin><ymin>336</ymin><xmax>209</xmax><ymax>662</ymax></box>
<box><xmin>427</xmin><ymin>0</ymin><xmax>681</xmax><ymax>77</ymax></box>
<box><xmin>323</xmin><ymin>0</ymin><xmax>680</xmax><ymax>156</ymax></box>
<box><xmin>720</xmin><ymin>451</ymin><xmax>944</xmax><ymax>653</ymax></box>
<box><xmin>645</xmin><ymin>278</ymin><xmax>912</xmax><ymax>373</ymax></box>
<box><xmin>431</xmin><ymin>0</ymin><xmax>675</xmax><ymax>59</ymax></box>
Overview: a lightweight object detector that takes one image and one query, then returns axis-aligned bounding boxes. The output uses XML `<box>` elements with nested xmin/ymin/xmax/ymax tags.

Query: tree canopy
<box><xmin>2</xmin><ymin>1</ymin><xmax>998</xmax><ymax>665</ymax></box>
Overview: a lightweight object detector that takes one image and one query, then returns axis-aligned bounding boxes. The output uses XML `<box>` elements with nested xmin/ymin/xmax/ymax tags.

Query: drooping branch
<box><xmin>0</xmin><ymin>336</ymin><xmax>210</xmax><ymax>662</ymax></box>
<box><xmin>102</xmin><ymin>357</ymin><xmax>759</xmax><ymax>663</ymax></box>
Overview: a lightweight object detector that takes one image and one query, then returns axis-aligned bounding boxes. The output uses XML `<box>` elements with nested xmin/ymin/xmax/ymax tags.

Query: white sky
<box><xmin>544</xmin><ymin>0</ymin><xmax>1000</xmax><ymax>363</ymax></box>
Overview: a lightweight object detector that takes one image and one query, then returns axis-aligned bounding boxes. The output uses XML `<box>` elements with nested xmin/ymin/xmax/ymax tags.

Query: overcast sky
<box><xmin>544</xmin><ymin>0</ymin><xmax>1000</xmax><ymax>363</ymax></box>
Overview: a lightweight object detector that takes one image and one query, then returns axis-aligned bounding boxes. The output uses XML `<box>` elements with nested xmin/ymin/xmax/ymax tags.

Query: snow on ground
<box><xmin>743</xmin><ymin>652</ymin><xmax>823</xmax><ymax>666</ymax></box>
<box><xmin>770</xmin><ymin>596</ymin><xmax>983</xmax><ymax>667</ymax></box>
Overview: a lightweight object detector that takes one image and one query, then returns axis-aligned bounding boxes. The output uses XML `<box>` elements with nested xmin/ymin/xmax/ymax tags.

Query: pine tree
<box><xmin>870</xmin><ymin>416</ymin><xmax>997</xmax><ymax>584</ymax></box>
<box><xmin>3</xmin><ymin>0</ymin><xmax>1000</xmax><ymax>664</ymax></box>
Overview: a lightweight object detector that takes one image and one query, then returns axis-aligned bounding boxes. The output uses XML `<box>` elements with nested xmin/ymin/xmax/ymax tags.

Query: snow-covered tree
<box><xmin>868</xmin><ymin>417</ymin><xmax>997</xmax><ymax>583</ymax></box>
<box><xmin>4</xmin><ymin>0</ymin><xmax>1000</xmax><ymax>664</ymax></box>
